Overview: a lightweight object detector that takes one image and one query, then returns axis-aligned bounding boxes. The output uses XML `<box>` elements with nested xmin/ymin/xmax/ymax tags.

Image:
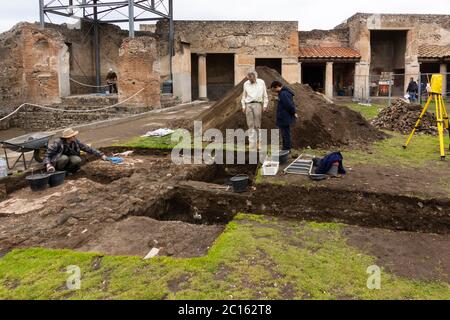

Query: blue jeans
<box><xmin>408</xmin><ymin>92</ymin><xmax>417</xmax><ymax>102</ymax></box>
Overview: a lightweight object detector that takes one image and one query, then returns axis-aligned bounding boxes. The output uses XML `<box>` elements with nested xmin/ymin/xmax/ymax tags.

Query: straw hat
<box><xmin>61</xmin><ymin>128</ymin><xmax>79</xmax><ymax>139</ymax></box>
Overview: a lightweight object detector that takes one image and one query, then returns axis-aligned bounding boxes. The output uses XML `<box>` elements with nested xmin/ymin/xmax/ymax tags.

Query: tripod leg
<box><xmin>436</xmin><ymin>95</ymin><xmax>446</xmax><ymax>160</ymax></box>
<box><xmin>439</xmin><ymin>95</ymin><xmax>449</xmax><ymax>153</ymax></box>
<box><xmin>404</xmin><ymin>95</ymin><xmax>432</xmax><ymax>148</ymax></box>
<box><xmin>442</xmin><ymin>95</ymin><xmax>449</xmax><ymax>130</ymax></box>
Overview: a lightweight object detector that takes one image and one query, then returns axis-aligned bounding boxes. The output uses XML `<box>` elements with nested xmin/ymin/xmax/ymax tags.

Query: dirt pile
<box><xmin>372</xmin><ymin>99</ymin><xmax>438</xmax><ymax>135</ymax></box>
<box><xmin>199</xmin><ymin>67</ymin><xmax>385</xmax><ymax>149</ymax></box>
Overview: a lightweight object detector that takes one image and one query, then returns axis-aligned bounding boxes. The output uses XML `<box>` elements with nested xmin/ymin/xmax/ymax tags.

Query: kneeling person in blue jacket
<box><xmin>44</xmin><ymin>128</ymin><xmax>107</xmax><ymax>173</ymax></box>
<box><xmin>270</xmin><ymin>81</ymin><xmax>298</xmax><ymax>152</ymax></box>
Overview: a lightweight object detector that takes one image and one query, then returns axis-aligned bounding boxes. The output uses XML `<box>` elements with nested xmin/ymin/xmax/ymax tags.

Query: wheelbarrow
<box><xmin>1</xmin><ymin>132</ymin><xmax>54</xmax><ymax>170</ymax></box>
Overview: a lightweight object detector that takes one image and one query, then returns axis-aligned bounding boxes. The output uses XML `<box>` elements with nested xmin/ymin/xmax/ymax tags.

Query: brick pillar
<box><xmin>198</xmin><ymin>53</ymin><xmax>207</xmax><ymax>100</ymax></box>
<box><xmin>441</xmin><ymin>63</ymin><xmax>447</xmax><ymax>96</ymax></box>
<box><xmin>118</xmin><ymin>37</ymin><xmax>161</xmax><ymax>108</ymax></box>
<box><xmin>325</xmin><ymin>62</ymin><xmax>334</xmax><ymax>99</ymax></box>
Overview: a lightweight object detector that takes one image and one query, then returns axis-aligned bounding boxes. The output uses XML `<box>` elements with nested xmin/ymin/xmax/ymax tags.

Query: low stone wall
<box><xmin>0</xmin><ymin>106</ymin><xmax>154</xmax><ymax>131</ymax></box>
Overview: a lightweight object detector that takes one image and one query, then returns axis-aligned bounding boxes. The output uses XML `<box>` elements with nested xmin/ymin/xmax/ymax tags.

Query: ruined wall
<box><xmin>156</xmin><ymin>20</ymin><xmax>300</xmax><ymax>88</ymax></box>
<box><xmin>345</xmin><ymin>13</ymin><xmax>450</xmax><ymax>62</ymax></box>
<box><xmin>46</xmin><ymin>22</ymin><xmax>139</xmax><ymax>95</ymax></box>
<box><xmin>299</xmin><ymin>29</ymin><xmax>349</xmax><ymax>47</ymax></box>
<box><xmin>156</xmin><ymin>34</ymin><xmax>192</xmax><ymax>103</ymax></box>
<box><xmin>343</xmin><ymin>13</ymin><xmax>450</xmax><ymax>98</ymax></box>
<box><xmin>45</xmin><ymin>22</ymin><xmax>95</xmax><ymax>95</ymax></box>
<box><xmin>118</xmin><ymin>37</ymin><xmax>161</xmax><ymax>108</ymax></box>
<box><xmin>0</xmin><ymin>23</ymin><xmax>69</xmax><ymax>107</ymax></box>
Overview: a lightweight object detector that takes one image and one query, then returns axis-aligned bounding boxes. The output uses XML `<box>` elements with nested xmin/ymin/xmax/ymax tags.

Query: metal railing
<box><xmin>352</xmin><ymin>72</ymin><xmax>449</xmax><ymax>106</ymax></box>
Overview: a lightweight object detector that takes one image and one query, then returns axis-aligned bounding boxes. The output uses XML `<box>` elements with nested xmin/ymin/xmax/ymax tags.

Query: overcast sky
<box><xmin>1</xmin><ymin>0</ymin><xmax>449</xmax><ymax>33</ymax></box>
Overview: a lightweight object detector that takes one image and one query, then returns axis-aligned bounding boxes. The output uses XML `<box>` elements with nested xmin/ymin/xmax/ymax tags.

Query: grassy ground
<box><xmin>346</xmin><ymin>103</ymin><xmax>385</xmax><ymax>120</ymax></box>
<box><xmin>344</xmin><ymin>102</ymin><xmax>449</xmax><ymax>168</ymax></box>
<box><xmin>1</xmin><ymin>214</ymin><xmax>448</xmax><ymax>300</ymax></box>
<box><xmin>344</xmin><ymin>132</ymin><xmax>450</xmax><ymax>168</ymax></box>
<box><xmin>116</xmin><ymin>132</ymin><xmax>180</xmax><ymax>149</ymax></box>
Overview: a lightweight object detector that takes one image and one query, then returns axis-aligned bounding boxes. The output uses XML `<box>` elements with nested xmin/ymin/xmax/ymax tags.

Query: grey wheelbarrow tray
<box><xmin>1</xmin><ymin>132</ymin><xmax>54</xmax><ymax>170</ymax></box>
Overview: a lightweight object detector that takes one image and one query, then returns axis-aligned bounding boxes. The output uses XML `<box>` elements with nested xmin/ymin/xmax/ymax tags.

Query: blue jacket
<box><xmin>315</xmin><ymin>152</ymin><xmax>346</xmax><ymax>175</ymax></box>
<box><xmin>276</xmin><ymin>87</ymin><xmax>297</xmax><ymax>127</ymax></box>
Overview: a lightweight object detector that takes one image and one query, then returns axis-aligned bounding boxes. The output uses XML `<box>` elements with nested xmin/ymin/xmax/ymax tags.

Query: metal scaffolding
<box><xmin>38</xmin><ymin>0</ymin><xmax>174</xmax><ymax>88</ymax></box>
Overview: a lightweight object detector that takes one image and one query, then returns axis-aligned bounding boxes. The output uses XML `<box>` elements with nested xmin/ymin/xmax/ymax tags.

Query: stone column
<box><xmin>298</xmin><ymin>62</ymin><xmax>302</xmax><ymax>84</ymax></box>
<box><xmin>441</xmin><ymin>63</ymin><xmax>447</xmax><ymax>96</ymax></box>
<box><xmin>198</xmin><ymin>53</ymin><xmax>207</xmax><ymax>100</ymax></box>
<box><xmin>325</xmin><ymin>62</ymin><xmax>334</xmax><ymax>99</ymax></box>
<box><xmin>354</xmin><ymin>62</ymin><xmax>370</xmax><ymax>101</ymax></box>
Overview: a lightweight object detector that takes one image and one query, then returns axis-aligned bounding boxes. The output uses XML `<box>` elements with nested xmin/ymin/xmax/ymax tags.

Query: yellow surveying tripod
<box><xmin>404</xmin><ymin>74</ymin><xmax>449</xmax><ymax>160</ymax></box>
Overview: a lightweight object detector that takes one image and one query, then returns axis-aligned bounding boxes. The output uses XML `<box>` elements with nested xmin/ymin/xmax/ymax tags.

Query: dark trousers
<box><xmin>279</xmin><ymin>126</ymin><xmax>292</xmax><ymax>151</ymax></box>
<box><xmin>56</xmin><ymin>155</ymin><xmax>82</xmax><ymax>173</ymax></box>
<box><xmin>108</xmin><ymin>83</ymin><xmax>118</xmax><ymax>94</ymax></box>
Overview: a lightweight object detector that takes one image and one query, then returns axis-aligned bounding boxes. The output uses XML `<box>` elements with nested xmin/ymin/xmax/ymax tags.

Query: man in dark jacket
<box><xmin>407</xmin><ymin>78</ymin><xmax>419</xmax><ymax>103</ymax></box>
<box><xmin>271</xmin><ymin>81</ymin><xmax>298</xmax><ymax>151</ymax></box>
<box><xmin>43</xmin><ymin>128</ymin><xmax>107</xmax><ymax>173</ymax></box>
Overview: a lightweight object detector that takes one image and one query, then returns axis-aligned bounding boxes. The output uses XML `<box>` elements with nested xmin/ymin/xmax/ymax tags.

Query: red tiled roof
<box><xmin>299</xmin><ymin>47</ymin><xmax>361</xmax><ymax>60</ymax></box>
<box><xmin>419</xmin><ymin>45</ymin><xmax>450</xmax><ymax>58</ymax></box>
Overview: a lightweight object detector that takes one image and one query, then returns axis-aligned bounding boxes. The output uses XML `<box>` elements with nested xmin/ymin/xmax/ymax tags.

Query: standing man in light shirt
<box><xmin>241</xmin><ymin>70</ymin><xmax>269</xmax><ymax>150</ymax></box>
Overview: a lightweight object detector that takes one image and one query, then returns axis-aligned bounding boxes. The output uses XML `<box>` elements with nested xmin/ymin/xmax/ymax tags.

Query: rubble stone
<box><xmin>372</xmin><ymin>99</ymin><xmax>438</xmax><ymax>135</ymax></box>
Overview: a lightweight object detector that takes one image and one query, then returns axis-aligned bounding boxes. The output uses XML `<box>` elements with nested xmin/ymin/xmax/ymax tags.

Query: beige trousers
<box><xmin>245</xmin><ymin>102</ymin><xmax>263</xmax><ymax>149</ymax></box>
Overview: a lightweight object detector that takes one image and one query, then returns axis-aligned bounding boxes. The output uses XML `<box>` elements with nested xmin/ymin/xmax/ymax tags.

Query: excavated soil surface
<box><xmin>198</xmin><ymin>67</ymin><xmax>385</xmax><ymax>149</ymax></box>
<box><xmin>0</xmin><ymin>152</ymin><xmax>449</xmax><ymax>265</ymax></box>
<box><xmin>344</xmin><ymin>226</ymin><xmax>450</xmax><ymax>283</ymax></box>
<box><xmin>0</xmin><ymin>156</ymin><xmax>224</xmax><ymax>258</ymax></box>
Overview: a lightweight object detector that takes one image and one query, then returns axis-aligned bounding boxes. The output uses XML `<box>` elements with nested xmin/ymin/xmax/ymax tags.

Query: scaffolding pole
<box><xmin>39</xmin><ymin>0</ymin><xmax>45</xmax><ymax>28</ymax></box>
<box><xmin>128</xmin><ymin>0</ymin><xmax>135</xmax><ymax>38</ymax></box>
<box><xmin>39</xmin><ymin>0</ymin><xmax>175</xmax><ymax>88</ymax></box>
<box><xmin>168</xmin><ymin>0</ymin><xmax>174</xmax><ymax>81</ymax></box>
<box><xmin>93</xmin><ymin>0</ymin><xmax>101</xmax><ymax>90</ymax></box>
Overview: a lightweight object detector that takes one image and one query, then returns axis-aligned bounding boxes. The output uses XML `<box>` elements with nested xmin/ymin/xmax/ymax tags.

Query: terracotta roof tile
<box><xmin>299</xmin><ymin>47</ymin><xmax>361</xmax><ymax>60</ymax></box>
<box><xmin>419</xmin><ymin>45</ymin><xmax>450</xmax><ymax>58</ymax></box>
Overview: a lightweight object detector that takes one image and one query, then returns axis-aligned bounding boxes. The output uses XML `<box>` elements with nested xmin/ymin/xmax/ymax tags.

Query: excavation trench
<box><xmin>0</xmin><ymin>154</ymin><xmax>449</xmax><ymax>259</ymax></box>
<box><xmin>113</xmin><ymin>161</ymin><xmax>450</xmax><ymax>234</ymax></box>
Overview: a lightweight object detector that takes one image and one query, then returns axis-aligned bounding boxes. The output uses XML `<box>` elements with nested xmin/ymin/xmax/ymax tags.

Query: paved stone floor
<box><xmin>0</xmin><ymin>102</ymin><xmax>212</xmax><ymax>172</ymax></box>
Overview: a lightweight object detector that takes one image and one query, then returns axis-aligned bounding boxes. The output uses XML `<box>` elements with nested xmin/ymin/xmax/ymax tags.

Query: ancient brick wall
<box><xmin>299</xmin><ymin>29</ymin><xmax>350</xmax><ymax>47</ymax></box>
<box><xmin>155</xmin><ymin>20</ymin><xmax>300</xmax><ymax>88</ymax></box>
<box><xmin>46</xmin><ymin>22</ymin><xmax>146</xmax><ymax>95</ymax></box>
<box><xmin>157</xmin><ymin>20</ymin><xmax>299</xmax><ymax>56</ymax></box>
<box><xmin>344</xmin><ymin>13</ymin><xmax>450</xmax><ymax>62</ymax></box>
<box><xmin>342</xmin><ymin>13</ymin><xmax>450</xmax><ymax>99</ymax></box>
<box><xmin>0</xmin><ymin>23</ymin><xmax>68</xmax><ymax>107</ymax></box>
<box><xmin>118</xmin><ymin>37</ymin><xmax>161</xmax><ymax>108</ymax></box>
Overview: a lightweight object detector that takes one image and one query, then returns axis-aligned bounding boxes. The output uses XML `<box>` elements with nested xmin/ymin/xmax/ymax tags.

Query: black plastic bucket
<box><xmin>26</xmin><ymin>174</ymin><xmax>50</xmax><ymax>192</ymax></box>
<box><xmin>272</xmin><ymin>150</ymin><xmax>290</xmax><ymax>165</ymax></box>
<box><xmin>49</xmin><ymin>171</ymin><xmax>66</xmax><ymax>188</ymax></box>
<box><xmin>230</xmin><ymin>174</ymin><xmax>249</xmax><ymax>193</ymax></box>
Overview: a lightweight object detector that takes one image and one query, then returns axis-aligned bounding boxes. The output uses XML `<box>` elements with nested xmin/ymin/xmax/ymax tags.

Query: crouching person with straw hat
<box><xmin>43</xmin><ymin>128</ymin><xmax>108</xmax><ymax>174</ymax></box>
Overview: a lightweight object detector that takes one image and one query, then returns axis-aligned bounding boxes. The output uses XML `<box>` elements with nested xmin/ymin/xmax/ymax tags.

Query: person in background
<box><xmin>407</xmin><ymin>77</ymin><xmax>419</xmax><ymax>103</ymax></box>
<box><xmin>106</xmin><ymin>68</ymin><xmax>118</xmax><ymax>94</ymax></box>
<box><xmin>44</xmin><ymin>128</ymin><xmax>107</xmax><ymax>173</ymax></box>
<box><xmin>270</xmin><ymin>81</ymin><xmax>298</xmax><ymax>152</ymax></box>
<box><xmin>241</xmin><ymin>70</ymin><xmax>269</xmax><ymax>150</ymax></box>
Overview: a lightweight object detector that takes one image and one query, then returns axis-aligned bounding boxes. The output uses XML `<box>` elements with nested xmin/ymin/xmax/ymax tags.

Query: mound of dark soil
<box><xmin>372</xmin><ymin>99</ymin><xmax>438</xmax><ymax>135</ymax></box>
<box><xmin>199</xmin><ymin>67</ymin><xmax>385</xmax><ymax>149</ymax></box>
